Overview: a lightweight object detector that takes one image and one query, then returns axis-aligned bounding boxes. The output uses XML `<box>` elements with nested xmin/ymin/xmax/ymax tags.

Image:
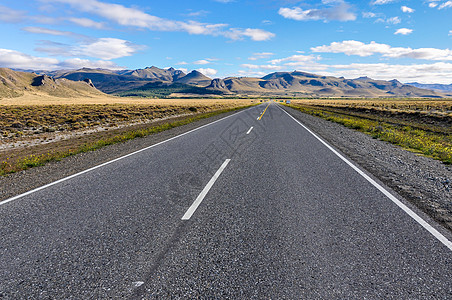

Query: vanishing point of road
<box><xmin>1</xmin><ymin>103</ymin><xmax>451</xmax><ymax>298</ymax></box>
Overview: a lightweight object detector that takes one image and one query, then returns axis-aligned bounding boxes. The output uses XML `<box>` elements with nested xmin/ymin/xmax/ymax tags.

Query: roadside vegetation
<box><xmin>0</xmin><ymin>103</ymin><xmax>233</xmax><ymax>138</ymax></box>
<box><xmin>0</xmin><ymin>101</ymin><xmax>255</xmax><ymax>175</ymax></box>
<box><xmin>286</xmin><ymin>99</ymin><xmax>452</xmax><ymax>164</ymax></box>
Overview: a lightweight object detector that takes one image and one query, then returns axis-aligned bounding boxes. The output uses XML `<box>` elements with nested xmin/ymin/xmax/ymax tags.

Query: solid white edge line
<box><xmin>278</xmin><ymin>105</ymin><xmax>452</xmax><ymax>252</ymax></box>
<box><xmin>0</xmin><ymin>107</ymin><xmax>255</xmax><ymax>207</ymax></box>
<box><xmin>181</xmin><ymin>159</ymin><xmax>231</xmax><ymax>220</ymax></box>
<box><xmin>246</xmin><ymin>126</ymin><xmax>254</xmax><ymax>135</ymax></box>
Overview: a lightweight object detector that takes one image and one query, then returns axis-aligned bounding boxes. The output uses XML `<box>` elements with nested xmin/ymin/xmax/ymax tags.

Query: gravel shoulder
<box><xmin>282</xmin><ymin>105</ymin><xmax>452</xmax><ymax>233</ymax></box>
<box><xmin>1</xmin><ymin>105</ymin><xmax>451</xmax><ymax>233</ymax></box>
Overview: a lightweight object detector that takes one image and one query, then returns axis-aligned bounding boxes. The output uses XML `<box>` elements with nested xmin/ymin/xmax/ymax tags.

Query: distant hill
<box><xmin>0</xmin><ymin>68</ymin><xmax>104</xmax><ymax>99</ymax></box>
<box><xmin>175</xmin><ymin>70</ymin><xmax>212</xmax><ymax>86</ymax></box>
<box><xmin>117</xmin><ymin>66</ymin><xmax>186</xmax><ymax>81</ymax></box>
<box><xmin>206</xmin><ymin>71</ymin><xmax>445</xmax><ymax>98</ymax></box>
<box><xmin>116</xmin><ymin>81</ymin><xmax>223</xmax><ymax>97</ymax></box>
<box><xmin>52</xmin><ymin>68</ymin><xmax>150</xmax><ymax>93</ymax></box>
<box><xmin>11</xmin><ymin>66</ymin><xmax>448</xmax><ymax>98</ymax></box>
<box><xmin>53</xmin><ymin>66</ymin><xmax>191</xmax><ymax>93</ymax></box>
<box><xmin>406</xmin><ymin>82</ymin><xmax>452</xmax><ymax>93</ymax></box>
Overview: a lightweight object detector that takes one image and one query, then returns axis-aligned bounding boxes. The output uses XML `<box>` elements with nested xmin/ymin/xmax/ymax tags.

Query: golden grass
<box><xmin>0</xmin><ymin>91</ymin><xmax>254</xmax><ymax>106</ymax></box>
<box><xmin>0</xmin><ymin>103</ymin><xmax>256</xmax><ymax>175</ymax></box>
<box><xmin>0</xmin><ymin>97</ymin><xmax>256</xmax><ymax>141</ymax></box>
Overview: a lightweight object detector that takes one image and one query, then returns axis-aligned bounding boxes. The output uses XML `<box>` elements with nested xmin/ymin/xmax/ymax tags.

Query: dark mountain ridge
<box><xmin>10</xmin><ymin>66</ymin><xmax>449</xmax><ymax>98</ymax></box>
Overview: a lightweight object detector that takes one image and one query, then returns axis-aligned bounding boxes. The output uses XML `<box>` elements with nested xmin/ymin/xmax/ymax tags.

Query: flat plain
<box><xmin>0</xmin><ymin>95</ymin><xmax>255</xmax><ymax>175</ymax></box>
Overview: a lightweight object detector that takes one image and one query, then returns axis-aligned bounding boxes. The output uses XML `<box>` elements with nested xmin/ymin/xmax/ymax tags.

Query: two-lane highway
<box><xmin>1</xmin><ymin>102</ymin><xmax>451</xmax><ymax>298</ymax></box>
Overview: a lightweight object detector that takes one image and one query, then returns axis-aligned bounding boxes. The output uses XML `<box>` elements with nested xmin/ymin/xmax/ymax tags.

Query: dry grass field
<box><xmin>0</xmin><ymin>94</ymin><xmax>256</xmax><ymax>175</ymax></box>
<box><xmin>287</xmin><ymin>98</ymin><xmax>452</xmax><ymax>164</ymax></box>
<box><xmin>0</xmin><ymin>98</ymin><xmax>255</xmax><ymax>138</ymax></box>
<box><xmin>0</xmin><ymin>92</ymin><xmax>254</xmax><ymax>106</ymax></box>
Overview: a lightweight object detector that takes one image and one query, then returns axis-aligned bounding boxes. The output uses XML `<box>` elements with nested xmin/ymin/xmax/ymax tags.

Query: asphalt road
<box><xmin>1</xmin><ymin>102</ymin><xmax>451</xmax><ymax>299</ymax></box>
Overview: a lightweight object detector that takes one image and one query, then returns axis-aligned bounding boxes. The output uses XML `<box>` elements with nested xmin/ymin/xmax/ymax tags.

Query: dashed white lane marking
<box><xmin>181</xmin><ymin>159</ymin><xmax>231</xmax><ymax>220</ymax></box>
<box><xmin>246</xmin><ymin>127</ymin><xmax>254</xmax><ymax>135</ymax></box>
<box><xmin>278</xmin><ymin>105</ymin><xmax>452</xmax><ymax>252</ymax></box>
<box><xmin>0</xmin><ymin>108</ymin><xmax>251</xmax><ymax>207</ymax></box>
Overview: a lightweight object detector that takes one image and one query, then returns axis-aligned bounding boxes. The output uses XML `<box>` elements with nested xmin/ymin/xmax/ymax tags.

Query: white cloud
<box><xmin>375</xmin><ymin>16</ymin><xmax>401</xmax><ymax>24</ymax></box>
<box><xmin>77</xmin><ymin>38</ymin><xmax>141</xmax><ymax>59</ymax></box>
<box><xmin>32</xmin><ymin>36</ymin><xmax>143</xmax><ymax>59</ymax></box>
<box><xmin>225</xmin><ymin>28</ymin><xmax>275</xmax><ymax>41</ymax></box>
<box><xmin>439</xmin><ymin>1</ymin><xmax>452</xmax><ymax>9</ymax></box>
<box><xmin>31</xmin><ymin>16</ymin><xmax>60</xmax><ymax>25</ymax></box>
<box><xmin>329</xmin><ymin>62</ymin><xmax>452</xmax><ymax>84</ymax></box>
<box><xmin>185</xmin><ymin>10</ymin><xmax>210</xmax><ymax>17</ymax></box>
<box><xmin>237</xmin><ymin>70</ymin><xmax>267</xmax><ymax>77</ymax></box>
<box><xmin>0</xmin><ymin>5</ymin><xmax>26</xmax><ymax>23</ymax></box>
<box><xmin>23</xmin><ymin>26</ymin><xmax>74</xmax><ymax>36</ymax></box>
<box><xmin>401</xmin><ymin>6</ymin><xmax>415</xmax><ymax>13</ymax></box>
<box><xmin>197</xmin><ymin>68</ymin><xmax>217</xmax><ymax>77</ymax></box>
<box><xmin>362</xmin><ymin>12</ymin><xmax>377</xmax><ymax>18</ymax></box>
<box><xmin>240</xmin><ymin>64</ymin><xmax>261</xmax><ymax>69</ymax></box>
<box><xmin>248</xmin><ymin>52</ymin><xmax>274</xmax><ymax>60</ymax></box>
<box><xmin>177</xmin><ymin>61</ymin><xmax>188</xmax><ymax>65</ymax></box>
<box><xmin>387</xmin><ymin>16</ymin><xmax>401</xmax><ymax>24</ymax></box>
<box><xmin>58</xmin><ymin>58</ymin><xmax>123</xmax><ymax>70</ymax></box>
<box><xmin>311</xmin><ymin>40</ymin><xmax>452</xmax><ymax>60</ymax></box>
<box><xmin>372</xmin><ymin>0</ymin><xmax>396</xmax><ymax>5</ymax></box>
<box><xmin>449</xmin><ymin>30</ymin><xmax>452</xmax><ymax>36</ymax></box>
<box><xmin>180</xmin><ymin>21</ymin><xmax>227</xmax><ymax>35</ymax></box>
<box><xmin>68</xmin><ymin>17</ymin><xmax>105</xmax><ymax>29</ymax></box>
<box><xmin>395</xmin><ymin>28</ymin><xmax>413</xmax><ymax>35</ymax></box>
<box><xmin>0</xmin><ymin>48</ymin><xmax>122</xmax><ymax>70</ymax></box>
<box><xmin>429</xmin><ymin>3</ymin><xmax>438</xmax><ymax>8</ymax></box>
<box><xmin>44</xmin><ymin>0</ymin><xmax>274</xmax><ymax>41</ymax></box>
<box><xmin>241</xmin><ymin>64</ymin><xmax>283</xmax><ymax>71</ymax></box>
<box><xmin>269</xmin><ymin>54</ymin><xmax>319</xmax><ymax>65</ymax></box>
<box><xmin>278</xmin><ymin>1</ymin><xmax>356</xmax><ymax>22</ymax></box>
<box><xmin>194</xmin><ymin>59</ymin><xmax>211</xmax><ymax>65</ymax></box>
<box><xmin>22</xmin><ymin>26</ymin><xmax>90</xmax><ymax>41</ymax></box>
<box><xmin>0</xmin><ymin>48</ymin><xmax>59</xmax><ymax>70</ymax></box>
<box><xmin>240</xmin><ymin>53</ymin><xmax>327</xmax><ymax>75</ymax></box>
<box><xmin>213</xmin><ymin>0</ymin><xmax>235</xmax><ymax>3</ymax></box>
<box><xmin>312</xmin><ymin>40</ymin><xmax>390</xmax><ymax>56</ymax></box>
<box><xmin>35</xmin><ymin>41</ymin><xmax>73</xmax><ymax>57</ymax></box>
<box><xmin>22</xmin><ymin>26</ymin><xmax>91</xmax><ymax>40</ymax></box>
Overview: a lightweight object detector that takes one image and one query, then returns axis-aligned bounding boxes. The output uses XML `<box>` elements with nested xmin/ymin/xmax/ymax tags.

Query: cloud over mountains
<box><xmin>312</xmin><ymin>40</ymin><xmax>452</xmax><ymax>60</ymax></box>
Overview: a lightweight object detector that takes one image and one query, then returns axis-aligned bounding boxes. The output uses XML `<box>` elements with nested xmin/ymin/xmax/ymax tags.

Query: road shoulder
<box><xmin>281</xmin><ymin>105</ymin><xmax>452</xmax><ymax>233</ymax></box>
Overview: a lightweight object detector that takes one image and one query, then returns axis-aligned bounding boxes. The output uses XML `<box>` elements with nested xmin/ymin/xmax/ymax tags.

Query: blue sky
<box><xmin>0</xmin><ymin>0</ymin><xmax>451</xmax><ymax>83</ymax></box>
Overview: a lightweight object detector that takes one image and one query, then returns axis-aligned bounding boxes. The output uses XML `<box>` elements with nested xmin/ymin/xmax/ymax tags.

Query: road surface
<box><xmin>1</xmin><ymin>103</ymin><xmax>451</xmax><ymax>298</ymax></box>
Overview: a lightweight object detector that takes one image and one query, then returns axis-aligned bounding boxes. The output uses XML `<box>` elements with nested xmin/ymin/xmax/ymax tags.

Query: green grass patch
<box><xmin>286</xmin><ymin>104</ymin><xmax>452</xmax><ymax>164</ymax></box>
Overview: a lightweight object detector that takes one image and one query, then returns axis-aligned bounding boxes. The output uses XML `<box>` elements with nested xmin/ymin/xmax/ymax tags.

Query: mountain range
<box><xmin>3</xmin><ymin>66</ymin><xmax>450</xmax><ymax>99</ymax></box>
<box><xmin>405</xmin><ymin>82</ymin><xmax>452</xmax><ymax>93</ymax></box>
<box><xmin>0</xmin><ymin>68</ymin><xmax>103</xmax><ymax>99</ymax></box>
